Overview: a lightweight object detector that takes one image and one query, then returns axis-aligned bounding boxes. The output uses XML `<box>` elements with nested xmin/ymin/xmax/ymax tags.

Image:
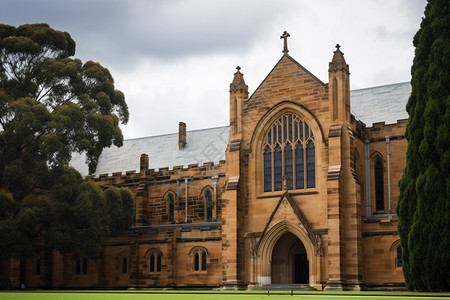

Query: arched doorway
<box><xmin>271</xmin><ymin>232</ymin><xmax>309</xmax><ymax>284</ymax></box>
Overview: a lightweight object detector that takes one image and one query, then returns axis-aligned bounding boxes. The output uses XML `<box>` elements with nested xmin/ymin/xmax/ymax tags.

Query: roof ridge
<box><xmin>123</xmin><ymin>125</ymin><xmax>229</xmax><ymax>142</ymax></box>
<box><xmin>350</xmin><ymin>81</ymin><xmax>410</xmax><ymax>93</ymax></box>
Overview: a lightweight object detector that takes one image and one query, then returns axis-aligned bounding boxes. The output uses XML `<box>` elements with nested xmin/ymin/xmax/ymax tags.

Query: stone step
<box><xmin>252</xmin><ymin>284</ymin><xmax>316</xmax><ymax>291</ymax></box>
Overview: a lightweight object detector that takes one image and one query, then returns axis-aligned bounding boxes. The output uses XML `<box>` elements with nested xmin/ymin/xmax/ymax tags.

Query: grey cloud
<box><xmin>1</xmin><ymin>0</ymin><xmax>291</xmax><ymax>70</ymax></box>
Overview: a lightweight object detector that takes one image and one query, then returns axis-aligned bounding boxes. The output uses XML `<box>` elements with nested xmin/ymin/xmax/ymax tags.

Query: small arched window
<box><xmin>263</xmin><ymin>113</ymin><xmax>315</xmax><ymax>192</ymax></box>
<box><xmin>205</xmin><ymin>190</ymin><xmax>213</xmax><ymax>221</ymax></box>
<box><xmin>167</xmin><ymin>193</ymin><xmax>175</xmax><ymax>222</ymax></box>
<box><xmin>374</xmin><ymin>156</ymin><xmax>384</xmax><ymax>211</ymax></box>
<box><xmin>190</xmin><ymin>247</ymin><xmax>208</xmax><ymax>272</ymax></box>
<box><xmin>148</xmin><ymin>249</ymin><xmax>162</xmax><ymax>273</ymax></box>
<box><xmin>75</xmin><ymin>258</ymin><xmax>87</xmax><ymax>275</ymax></box>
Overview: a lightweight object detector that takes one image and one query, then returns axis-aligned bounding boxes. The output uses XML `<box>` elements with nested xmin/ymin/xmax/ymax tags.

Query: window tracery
<box><xmin>263</xmin><ymin>113</ymin><xmax>316</xmax><ymax>192</ymax></box>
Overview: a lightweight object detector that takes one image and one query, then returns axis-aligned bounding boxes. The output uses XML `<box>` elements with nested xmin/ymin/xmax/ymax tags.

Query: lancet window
<box><xmin>374</xmin><ymin>156</ymin><xmax>384</xmax><ymax>211</ymax></box>
<box><xmin>263</xmin><ymin>113</ymin><xmax>316</xmax><ymax>192</ymax></box>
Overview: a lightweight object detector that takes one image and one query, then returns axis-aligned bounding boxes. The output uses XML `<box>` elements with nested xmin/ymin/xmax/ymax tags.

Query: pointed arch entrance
<box><xmin>271</xmin><ymin>232</ymin><xmax>309</xmax><ymax>284</ymax></box>
<box><xmin>255</xmin><ymin>220</ymin><xmax>320</xmax><ymax>288</ymax></box>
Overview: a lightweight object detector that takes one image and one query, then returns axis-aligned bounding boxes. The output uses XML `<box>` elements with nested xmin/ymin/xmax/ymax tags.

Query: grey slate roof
<box><xmin>70</xmin><ymin>82</ymin><xmax>411</xmax><ymax>177</ymax></box>
<box><xmin>350</xmin><ymin>82</ymin><xmax>410</xmax><ymax>126</ymax></box>
<box><xmin>70</xmin><ymin>126</ymin><xmax>229</xmax><ymax>177</ymax></box>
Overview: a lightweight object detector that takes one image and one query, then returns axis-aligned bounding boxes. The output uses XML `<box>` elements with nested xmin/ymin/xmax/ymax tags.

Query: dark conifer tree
<box><xmin>397</xmin><ymin>0</ymin><xmax>450</xmax><ymax>291</ymax></box>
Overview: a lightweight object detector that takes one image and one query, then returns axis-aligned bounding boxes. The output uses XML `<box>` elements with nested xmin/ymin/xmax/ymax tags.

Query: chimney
<box><xmin>140</xmin><ymin>153</ymin><xmax>149</xmax><ymax>177</ymax></box>
<box><xmin>178</xmin><ymin>122</ymin><xmax>186</xmax><ymax>149</ymax></box>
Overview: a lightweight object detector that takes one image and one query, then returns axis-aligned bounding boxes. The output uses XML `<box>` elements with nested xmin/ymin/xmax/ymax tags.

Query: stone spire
<box><xmin>229</xmin><ymin>66</ymin><xmax>248</xmax><ymax>97</ymax></box>
<box><xmin>329</xmin><ymin>44</ymin><xmax>349</xmax><ymax>73</ymax></box>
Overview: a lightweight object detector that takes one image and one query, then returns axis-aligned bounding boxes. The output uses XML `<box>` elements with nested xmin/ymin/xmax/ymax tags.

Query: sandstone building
<box><xmin>17</xmin><ymin>34</ymin><xmax>410</xmax><ymax>290</ymax></box>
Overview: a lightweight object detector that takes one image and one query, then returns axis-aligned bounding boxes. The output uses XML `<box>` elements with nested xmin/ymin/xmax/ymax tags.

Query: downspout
<box><xmin>386</xmin><ymin>136</ymin><xmax>392</xmax><ymax>214</ymax></box>
<box><xmin>212</xmin><ymin>175</ymin><xmax>218</xmax><ymax>221</ymax></box>
<box><xmin>184</xmin><ymin>178</ymin><xmax>189</xmax><ymax>223</ymax></box>
<box><xmin>177</xmin><ymin>180</ymin><xmax>180</xmax><ymax>221</ymax></box>
<box><xmin>365</xmin><ymin>140</ymin><xmax>371</xmax><ymax>217</ymax></box>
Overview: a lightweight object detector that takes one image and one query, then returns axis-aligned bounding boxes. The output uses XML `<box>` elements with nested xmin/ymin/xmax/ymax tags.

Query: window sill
<box><xmin>257</xmin><ymin>189</ymin><xmax>318</xmax><ymax>199</ymax></box>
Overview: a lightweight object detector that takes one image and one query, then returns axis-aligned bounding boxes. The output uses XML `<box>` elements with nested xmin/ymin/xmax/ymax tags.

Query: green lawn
<box><xmin>1</xmin><ymin>291</ymin><xmax>450</xmax><ymax>300</ymax></box>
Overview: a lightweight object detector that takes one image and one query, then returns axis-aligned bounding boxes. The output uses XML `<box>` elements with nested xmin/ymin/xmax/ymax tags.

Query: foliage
<box><xmin>0</xmin><ymin>23</ymin><xmax>134</xmax><ymax>269</ymax></box>
<box><xmin>397</xmin><ymin>0</ymin><xmax>450</xmax><ymax>292</ymax></box>
<box><xmin>0</xmin><ymin>23</ymin><xmax>128</xmax><ymax>175</ymax></box>
<box><xmin>105</xmin><ymin>186</ymin><xmax>135</xmax><ymax>237</ymax></box>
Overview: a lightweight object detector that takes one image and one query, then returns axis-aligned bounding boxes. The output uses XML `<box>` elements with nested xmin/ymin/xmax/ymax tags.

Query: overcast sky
<box><xmin>1</xmin><ymin>0</ymin><xmax>426</xmax><ymax>139</ymax></box>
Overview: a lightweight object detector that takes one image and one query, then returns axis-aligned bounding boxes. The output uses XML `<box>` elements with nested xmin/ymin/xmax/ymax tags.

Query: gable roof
<box><xmin>70</xmin><ymin>82</ymin><xmax>410</xmax><ymax>177</ymax></box>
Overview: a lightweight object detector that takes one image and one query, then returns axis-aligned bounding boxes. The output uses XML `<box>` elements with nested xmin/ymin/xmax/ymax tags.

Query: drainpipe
<box><xmin>212</xmin><ymin>175</ymin><xmax>218</xmax><ymax>221</ymax></box>
<box><xmin>184</xmin><ymin>178</ymin><xmax>189</xmax><ymax>223</ymax></box>
<box><xmin>386</xmin><ymin>136</ymin><xmax>392</xmax><ymax>214</ymax></box>
<box><xmin>365</xmin><ymin>140</ymin><xmax>371</xmax><ymax>217</ymax></box>
<box><xmin>177</xmin><ymin>180</ymin><xmax>181</xmax><ymax>220</ymax></box>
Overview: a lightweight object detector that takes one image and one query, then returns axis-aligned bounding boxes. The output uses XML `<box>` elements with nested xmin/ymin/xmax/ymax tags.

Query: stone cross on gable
<box><xmin>280</xmin><ymin>31</ymin><xmax>290</xmax><ymax>55</ymax></box>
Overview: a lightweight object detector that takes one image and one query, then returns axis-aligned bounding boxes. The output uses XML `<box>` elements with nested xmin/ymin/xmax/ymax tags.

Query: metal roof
<box><xmin>350</xmin><ymin>82</ymin><xmax>410</xmax><ymax>126</ymax></box>
<box><xmin>70</xmin><ymin>82</ymin><xmax>410</xmax><ymax>177</ymax></box>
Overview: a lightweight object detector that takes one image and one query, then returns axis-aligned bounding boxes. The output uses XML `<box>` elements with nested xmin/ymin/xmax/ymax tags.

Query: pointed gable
<box><xmin>243</xmin><ymin>53</ymin><xmax>328</xmax><ymax>132</ymax></box>
<box><xmin>249</xmin><ymin>54</ymin><xmax>325</xmax><ymax>103</ymax></box>
<box><xmin>257</xmin><ymin>192</ymin><xmax>319</xmax><ymax>252</ymax></box>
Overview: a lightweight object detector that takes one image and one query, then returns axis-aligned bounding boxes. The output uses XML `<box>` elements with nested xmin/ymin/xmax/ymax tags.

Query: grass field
<box><xmin>1</xmin><ymin>291</ymin><xmax>450</xmax><ymax>300</ymax></box>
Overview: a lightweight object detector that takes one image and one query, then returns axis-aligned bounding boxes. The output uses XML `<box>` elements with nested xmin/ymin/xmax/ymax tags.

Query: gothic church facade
<box><xmin>16</xmin><ymin>34</ymin><xmax>409</xmax><ymax>290</ymax></box>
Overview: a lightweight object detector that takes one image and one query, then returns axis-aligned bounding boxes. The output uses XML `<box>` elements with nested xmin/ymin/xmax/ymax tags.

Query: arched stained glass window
<box><xmin>205</xmin><ymin>190</ymin><xmax>213</xmax><ymax>221</ymax></box>
<box><xmin>374</xmin><ymin>157</ymin><xmax>384</xmax><ymax>211</ymax></box>
<box><xmin>168</xmin><ymin>193</ymin><xmax>174</xmax><ymax>222</ymax></box>
<box><xmin>263</xmin><ymin>113</ymin><xmax>316</xmax><ymax>192</ymax></box>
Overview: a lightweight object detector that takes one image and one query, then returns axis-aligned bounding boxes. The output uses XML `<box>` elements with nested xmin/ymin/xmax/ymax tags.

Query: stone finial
<box><xmin>329</xmin><ymin>43</ymin><xmax>349</xmax><ymax>73</ymax></box>
<box><xmin>280</xmin><ymin>31</ymin><xmax>290</xmax><ymax>55</ymax></box>
<box><xmin>230</xmin><ymin>66</ymin><xmax>248</xmax><ymax>96</ymax></box>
